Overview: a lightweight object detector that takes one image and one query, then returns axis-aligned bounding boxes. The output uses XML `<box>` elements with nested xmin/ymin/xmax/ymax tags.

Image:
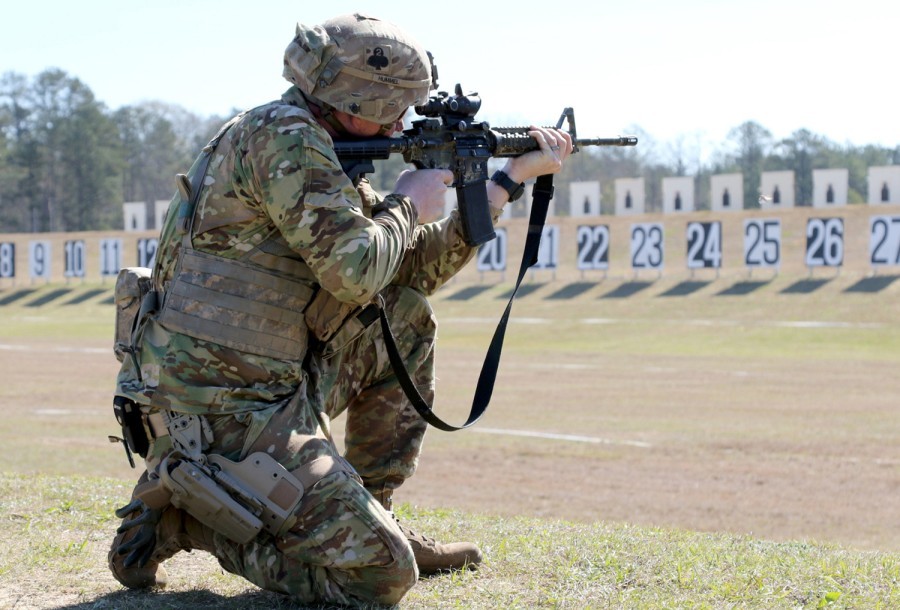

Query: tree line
<box><xmin>1</xmin><ymin>68</ymin><xmax>899</xmax><ymax>233</ymax></box>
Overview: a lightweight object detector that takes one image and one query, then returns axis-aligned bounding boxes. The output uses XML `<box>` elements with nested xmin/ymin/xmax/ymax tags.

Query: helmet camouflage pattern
<box><xmin>283</xmin><ymin>13</ymin><xmax>433</xmax><ymax>124</ymax></box>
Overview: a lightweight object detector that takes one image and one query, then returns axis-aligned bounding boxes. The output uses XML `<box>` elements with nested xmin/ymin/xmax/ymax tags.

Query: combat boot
<box><xmin>108</xmin><ymin>505</ymin><xmax>216</xmax><ymax>589</ymax></box>
<box><xmin>392</xmin><ymin>514</ymin><xmax>483</xmax><ymax>575</ymax></box>
<box><xmin>372</xmin><ymin>488</ymin><xmax>483</xmax><ymax>574</ymax></box>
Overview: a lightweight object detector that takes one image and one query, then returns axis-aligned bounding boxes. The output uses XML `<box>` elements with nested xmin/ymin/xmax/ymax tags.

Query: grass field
<box><xmin>1</xmin><ymin>228</ymin><xmax>899</xmax><ymax>608</ymax></box>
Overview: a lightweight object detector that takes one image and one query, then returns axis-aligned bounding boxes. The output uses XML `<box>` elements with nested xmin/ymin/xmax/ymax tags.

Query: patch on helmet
<box><xmin>365</xmin><ymin>45</ymin><xmax>392</xmax><ymax>72</ymax></box>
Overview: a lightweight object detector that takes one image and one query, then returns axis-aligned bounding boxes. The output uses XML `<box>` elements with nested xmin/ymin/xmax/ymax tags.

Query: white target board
<box><xmin>743</xmin><ymin>218</ymin><xmax>781</xmax><ymax>269</ymax></box>
<box><xmin>123</xmin><ymin>201</ymin><xmax>147</xmax><ymax>231</ymax></box>
<box><xmin>476</xmin><ymin>228</ymin><xmax>507</xmax><ymax>272</ymax></box>
<box><xmin>867</xmin><ymin>166</ymin><xmax>900</xmax><ymax>205</ymax></box>
<box><xmin>569</xmin><ymin>181</ymin><xmax>601</xmax><ymax>217</ymax></box>
<box><xmin>805</xmin><ymin>217</ymin><xmax>844</xmax><ymax>267</ymax></box>
<box><xmin>64</xmin><ymin>239</ymin><xmax>87</xmax><ymax>278</ymax></box>
<box><xmin>0</xmin><ymin>242</ymin><xmax>15</xmax><ymax>279</ymax></box>
<box><xmin>686</xmin><ymin>221</ymin><xmax>722</xmax><ymax>269</ymax></box>
<box><xmin>615</xmin><ymin>178</ymin><xmax>645</xmax><ymax>216</ymax></box>
<box><xmin>870</xmin><ymin>215</ymin><xmax>900</xmax><ymax>267</ymax></box>
<box><xmin>812</xmin><ymin>169</ymin><xmax>849</xmax><ymax>208</ymax></box>
<box><xmin>137</xmin><ymin>238</ymin><xmax>159</xmax><ymax>269</ymax></box>
<box><xmin>532</xmin><ymin>225</ymin><xmax>559</xmax><ymax>270</ymax></box>
<box><xmin>662</xmin><ymin>176</ymin><xmax>694</xmax><ymax>213</ymax></box>
<box><xmin>100</xmin><ymin>238</ymin><xmax>123</xmax><ymax>277</ymax></box>
<box><xmin>29</xmin><ymin>241</ymin><xmax>52</xmax><ymax>280</ymax></box>
<box><xmin>576</xmin><ymin>225</ymin><xmax>610</xmax><ymax>271</ymax></box>
<box><xmin>710</xmin><ymin>173</ymin><xmax>743</xmax><ymax>212</ymax></box>
<box><xmin>630</xmin><ymin>222</ymin><xmax>664</xmax><ymax>271</ymax></box>
<box><xmin>759</xmin><ymin>171</ymin><xmax>795</xmax><ymax>208</ymax></box>
<box><xmin>154</xmin><ymin>199</ymin><xmax>170</xmax><ymax>230</ymax></box>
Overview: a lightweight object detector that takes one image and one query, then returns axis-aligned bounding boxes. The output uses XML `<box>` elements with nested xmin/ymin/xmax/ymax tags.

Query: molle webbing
<box><xmin>157</xmin><ymin>249</ymin><xmax>315</xmax><ymax>361</ymax></box>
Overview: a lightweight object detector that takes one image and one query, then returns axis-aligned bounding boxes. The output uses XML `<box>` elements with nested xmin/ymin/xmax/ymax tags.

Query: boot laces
<box><xmin>392</xmin><ymin>513</ymin><xmax>436</xmax><ymax>547</ymax></box>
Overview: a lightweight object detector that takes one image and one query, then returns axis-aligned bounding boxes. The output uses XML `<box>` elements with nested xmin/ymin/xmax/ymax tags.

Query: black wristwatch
<box><xmin>490</xmin><ymin>170</ymin><xmax>525</xmax><ymax>202</ymax></box>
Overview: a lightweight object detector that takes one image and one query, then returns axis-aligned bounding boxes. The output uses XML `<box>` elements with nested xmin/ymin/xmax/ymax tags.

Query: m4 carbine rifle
<box><xmin>333</xmin><ymin>85</ymin><xmax>638</xmax><ymax>432</ymax></box>
<box><xmin>334</xmin><ymin>84</ymin><xmax>637</xmax><ymax>246</ymax></box>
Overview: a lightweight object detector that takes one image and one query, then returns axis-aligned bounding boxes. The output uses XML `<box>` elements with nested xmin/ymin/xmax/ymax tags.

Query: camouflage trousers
<box><xmin>116</xmin><ymin>286</ymin><xmax>435</xmax><ymax>606</ymax></box>
<box><xmin>321</xmin><ymin>284</ymin><xmax>434</xmax><ymax>509</ymax></box>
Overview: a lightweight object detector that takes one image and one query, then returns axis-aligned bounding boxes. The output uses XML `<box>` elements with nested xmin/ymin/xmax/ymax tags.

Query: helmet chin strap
<box><xmin>297</xmin><ymin>89</ymin><xmax>353</xmax><ymax>137</ymax></box>
<box><xmin>319</xmin><ymin>103</ymin><xmax>354</xmax><ymax>136</ymax></box>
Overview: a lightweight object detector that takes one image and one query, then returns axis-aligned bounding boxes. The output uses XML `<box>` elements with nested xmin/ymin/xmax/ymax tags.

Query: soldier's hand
<box><xmin>115</xmin><ymin>498</ymin><xmax>163</xmax><ymax>568</ymax></box>
<box><xmin>504</xmin><ymin>126</ymin><xmax>573</xmax><ymax>184</ymax></box>
<box><xmin>393</xmin><ymin>168</ymin><xmax>453</xmax><ymax>223</ymax></box>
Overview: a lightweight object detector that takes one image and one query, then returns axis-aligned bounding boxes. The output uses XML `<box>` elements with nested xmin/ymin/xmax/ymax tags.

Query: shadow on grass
<box><xmin>658</xmin><ymin>281</ymin><xmax>710</xmax><ymax>297</ymax></box>
<box><xmin>56</xmin><ymin>588</ymin><xmax>341</xmax><ymax>610</ymax></box>
<box><xmin>0</xmin><ymin>288</ymin><xmax>38</xmax><ymax>306</ymax></box>
<box><xmin>498</xmin><ymin>283</ymin><xmax>545</xmax><ymax>300</ymax></box>
<box><xmin>600</xmin><ymin>281</ymin><xmax>653</xmax><ymax>299</ymax></box>
<box><xmin>844</xmin><ymin>274</ymin><xmax>899</xmax><ymax>293</ymax></box>
<box><xmin>780</xmin><ymin>278</ymin><xmax>831</xmax><ymax>294</ymax></box>
<box><xmin>65</xmin><ymin>288</ymin><xmax>110</xmax><ymax>305</ymax></box>
<box><xmin>545</xmin><ymin>282</ymin><xmax>597</xmax><ymax>300</ymax></box>
<box><xmin>716</xmin><ymin>280</ymin><xmax>771</xmax><ymax>296</ymax></box>
<box><xmin>25</xmin><ymin>288</ymin><xmax>73</xmax><ymax>307</ymax></box>
<box><xmin>446</xmin><ymin>285</ymin><xmax>495</xmax><ymax>301</ymax></box>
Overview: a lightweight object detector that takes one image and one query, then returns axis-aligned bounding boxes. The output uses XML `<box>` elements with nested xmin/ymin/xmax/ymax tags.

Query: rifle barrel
<box><xmin>577</xmin><ymin>136</ymin><xmax>638</xmax><ymax>147</ymax></box>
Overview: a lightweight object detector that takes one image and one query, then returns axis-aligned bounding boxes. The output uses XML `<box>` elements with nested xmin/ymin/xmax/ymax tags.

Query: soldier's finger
<box><xmin>114</xmin><ymin>499</ymin><xmax>143</xmax><ymax>519</ymax></box>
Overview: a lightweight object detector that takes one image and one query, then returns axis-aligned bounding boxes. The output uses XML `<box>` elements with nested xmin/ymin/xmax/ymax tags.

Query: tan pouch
<box><xmin>304</xmin><ymin>288</ymin><xmax>360</xmax><ymax>344</ymax></box>
<box><xmin>304</xmin><ymin>290</ymin><xmax>380</xmax><ymax>358</ymax></box>
<box><xmin>114</xmin><ymin>267</ymin><xmax>153</xmax><ymax>362</ymax></box>
<box><xmin>156</xmin><ymin>250</ymin><xmax>314</xmax><ymax>361</ymax></box>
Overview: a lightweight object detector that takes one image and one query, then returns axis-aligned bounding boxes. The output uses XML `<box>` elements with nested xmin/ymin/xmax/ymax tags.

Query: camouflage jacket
<box><xmin>118</xmin><ymin>87</ymin><xmax>484</xmax><ymax>416</ymax></box>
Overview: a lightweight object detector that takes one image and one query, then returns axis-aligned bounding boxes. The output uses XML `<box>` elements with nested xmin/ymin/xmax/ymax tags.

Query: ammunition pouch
<box><xmin>113</xmin><ymin>267</ymin><xmax>154</xmax><ymax>363</ymax></box>
<box><xmin>157</xmin><ymin>249</ymin><xmax>315</xmax><ymax>361</ymax></box>
<box><xmin>305</xmin><ymin>289</ymin><xmax>380</xmax><ymax>358</ymax></box>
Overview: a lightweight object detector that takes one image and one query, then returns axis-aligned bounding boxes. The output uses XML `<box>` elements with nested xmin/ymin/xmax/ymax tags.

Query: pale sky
<box><xmin>2</xmin><ymin>0</ymin><xmax>898</xmax><ymax>165</ymax></box>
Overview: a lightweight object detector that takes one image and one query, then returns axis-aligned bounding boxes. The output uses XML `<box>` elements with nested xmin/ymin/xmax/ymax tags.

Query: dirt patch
<box><xmin>1</xmin><ymin>302</ymin><xmax>898</xmax><ymax>555</ymax></box>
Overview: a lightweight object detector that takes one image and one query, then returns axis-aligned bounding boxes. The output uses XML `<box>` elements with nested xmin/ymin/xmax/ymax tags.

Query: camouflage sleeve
<box><xmin>247</xmin><ymin>116</ymin><xmax>418</xmax><ymax>305</ymax></box>
<box><xmin>352</xmin><ymin>179</ymin><xmax>472</xmax><ymax>295</ymax></box>
<box><xmin>390</xmin><ymin>210</ymin><xmax>478</xmax><ymax>295</ymax></box>
<box><xmin>354</xmin><ymin>180</ymin><xmax>505</xmax><ymax>296</ymax></box>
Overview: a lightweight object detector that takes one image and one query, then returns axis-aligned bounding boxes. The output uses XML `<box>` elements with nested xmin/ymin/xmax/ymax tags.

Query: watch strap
<box><xmin>490</xmin><ymin>170</ymin><xmax>525</xmax><ymax>202</ymax></box>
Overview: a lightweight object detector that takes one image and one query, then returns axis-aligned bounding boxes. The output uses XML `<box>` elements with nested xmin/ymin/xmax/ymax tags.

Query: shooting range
<box><xmin>568</xmin><ymin>181</ymin><xmax>602</xmax><ymax>217</ymax></box>
<box><xmin>868</xmin><ymin>165</ymin><xmax>900</xmax><ymax>204</ymax></box>
<box><xmin>662</xmin><ymin>176</ymin><xmax>695</xmax><ymax>213</ymax></box>
<box><xmin>614</xmin><ymin>178</ymin><xmax>645</xmax><ymax>216</ymax></box>
<box><xmin>710</xmin><ymin>173</ymin><xmax>743</xmax><ymax>212</ymax></box>
<box><xmin>812</xmin><ymin>168</ymin><xmax>849</xmax><ymax>208</ymax></box>
<box><xmin>759</xmin><ymin>170</ymin><xmax>795</xmax><ymax>208</ymax></box>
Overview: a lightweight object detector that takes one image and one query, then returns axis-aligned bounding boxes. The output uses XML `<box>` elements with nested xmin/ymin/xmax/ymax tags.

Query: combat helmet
<box><xmin>284</xmin><ymin>13</ymin><xmax>433</xmax><ymax>125</ymax></box>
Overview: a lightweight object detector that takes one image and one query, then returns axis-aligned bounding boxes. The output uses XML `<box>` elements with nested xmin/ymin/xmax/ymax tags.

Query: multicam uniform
<box><xmin>114</xmin><ymin>86</ymin><xmax>492</xmax><ymax>605</ymax></box>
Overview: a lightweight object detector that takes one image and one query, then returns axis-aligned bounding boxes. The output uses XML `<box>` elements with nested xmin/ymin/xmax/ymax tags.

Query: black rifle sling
<box><xmin>379</xmin><ymin>173</ymin><xmax>555</xmax><ymax>431</ymax></box>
